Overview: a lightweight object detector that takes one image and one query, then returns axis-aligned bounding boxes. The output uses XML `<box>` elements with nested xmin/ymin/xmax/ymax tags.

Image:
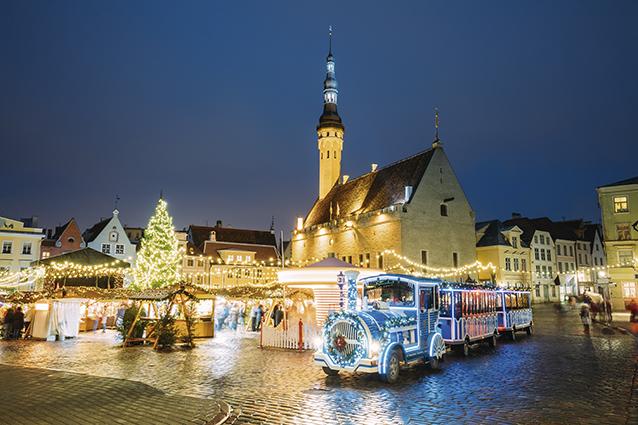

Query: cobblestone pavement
<box><xmin>0</xmin><ymin>305</ymin><xmax>636</xmax><ymax>425</ymax></box>
<box><xmin>0</xmin><ymin>364</ymin><xmax>229</xmax><ymax>425</ymax></box>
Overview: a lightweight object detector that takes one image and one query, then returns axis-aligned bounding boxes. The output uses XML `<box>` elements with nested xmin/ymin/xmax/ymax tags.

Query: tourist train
<box><xmin>314</xmin><ymin>273</ymin><xmax>533</xmax><ymax>383</ymax></box>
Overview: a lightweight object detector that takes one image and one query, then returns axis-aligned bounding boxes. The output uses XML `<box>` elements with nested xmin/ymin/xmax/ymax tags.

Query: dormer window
<box><xmin>511</xmin><ymin>237</ymin><xmax>518</xmax><ymax>248</ymax></box>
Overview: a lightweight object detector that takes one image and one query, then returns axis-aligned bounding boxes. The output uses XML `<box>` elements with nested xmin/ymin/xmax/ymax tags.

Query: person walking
<box><xmin>629</xmin><ymin>298</ymin><xmax>638</xmax><ymax>323</ymax></box>
<box><xmin>250</xmin><ymin>305</ymin><xmax>258</xmax><ymax>331</ymax></box>
<box><xmin>580</xmin><ymin>303</ymin><xmax>592</xmax><ymax>335</ymax></box>
<box><xmin>3</xmin><ymin>307</ymin><xmax>14</xmax><ymax>340</ymax></box>
<box><xmin>12</xmin><ymin>307</ymin><xmax>25</xmax><ymax>339</ymax></box>
<box><xmin>256</xmin><ymin>304</ymin><xmax>264</xmax><ymax>331</ymax></box>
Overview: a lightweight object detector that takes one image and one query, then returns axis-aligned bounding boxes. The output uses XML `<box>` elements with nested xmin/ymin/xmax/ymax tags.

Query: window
<box><xmin>115</xmin><ymin>244</ymin><xmax>124</xmax><ymax>255</ymax></box>
<box><xmin>521</xmin><ymin>259</ymin><xmax>527</xmax><ymax>271</ymax></box>
<box><xmin>513</xmin><ymin>258</ymin><xmax>519</xmax><ymax>271</ymax></box>
<box><xmin>421</xmin><ymin>250</ymin><xmax>428</xmax><ymax>265</ymax></box>
<box><xmin>617</xmin><ymin>224</ymin><xmax>631</xmax><ymax>240</ymax></box>
<box><xmin>551</xmin><ymin>286</ymin><xmax>556</xmax><ymax>297</ymax></box>
<box><xmin>101</xmin><ymin>244</ymin><xmax>111</xmax><ymax>254</ymax></box>
<box><xmin>594</xmin><ymin>257</ymin><xmax>598</xmax><ymax>266</ymax></box>
<box><xmin>548</xmin><ymin>266</ymin><xmax>553</xmax><ymax>277</ymax></box>
<box><xmin>559</xmin><ymin>262</ymin><xmax>563</xmax><ymax>273</ymax></box>
<box><xmin>440</xmin><ymin>204</ymin><xmax>448</xmax><ymax>217</ymax></box>
<box><xmin>359</xmin><ymin>254</ymin><xmax>364</xmax><ymax>266</ymax></box>
<box><xmin>569</xmin><ymin>246</ymin><xmax>573</xmax><ymax>256</ymax></box>
<box><xmin>540</xmin><ymin>235</ymin><xmax>545</xmax><ymax>244</ymax></box>
<box><xmin>542</xmin><ymin>265</ymin><xmax>547</xmax><ymax>278</ymax></box>
<box><xmin>347</xmin><ymin>255</ymin><xmax>352</xmax><ymax>264</ymax></box>
<box><xmin>614</xmin><ymin>196</ymin><xmax>629</xmax><ymax>213</ymax></box>
<box><xmin>618</xmin><ymin>249</ymin><xmax>634</xmax><ymax>265</ymax></box>
<box><xmin>541</xmin><ymin>249</ymin><xmax>546</xmax><ymax>261</ymax></box>
<box><xmin>327</xmin><ymin>151</ymin><xmax>330</xmax><ymax>159</ymax></box>
<box><xmin>237</xmin><ymin>255</ymin><xmax>243</xmax><ymax>262</ymax></box>
<box><xmin>245</xmin><ymin>256</ymin><xmax>251</xmax><ymax>263</ymax></box>
<box><xmin>452</xmin><ymin>252</ymin><xmax>459</xmax><ymax>268</ymax></box>
<box><xmin>378</xmin><ymin>253</ymin><xmax>384</xmax><ymax>269</ymax></box>
<box><xmin>366</xmin><ymin>253</ymin><xmax>370</xmax><ymax>267</ymax></box>
<box><xmin>535</xmin><ymin>286</ymin><xmax>541</xmax><ymax>297</ymax></box>
<box><xmin>2</xmin><ymin>241</ymin><xmax>12</xmax><ymax>254</ymax></box>
<box><xmin>187</xmin><ymin>259</ymin><xmax>194</xmax><ymax>267</ymax></box>
<box><xmin>22</xmin><ymin>242</ymin><xmax>32</xmax><ymax>255</ymax></box>
<box><xmin>557</xmin><ymin>245</ymin><xmax>561</xmax><ymax>256</ymax></box>
<box><xmin>534</xmin><ymin>235</ymin><xmax>538</xmax><ymax>244</ymax></box>
<box><xmin>365</xmin><ymin>279</ymin><xmax>414</xmax><ymax>308</ymax></box>
<box><xmin>42</xmin><ymin>252</ymin><xmax>50</xmax><ymax>259</ymax></box>
<box><xmin>623</xmin><ymin>282</ymin><xmax>637</xmax><ymax>298</ymax></box>
<box><xmin>505</xmin><ymin>258</ymin><xmax>511</xmax><ymax>271</ymax></box>
<box><xmin>197</xmin><ymin>259</ymin><xmax>204</xmax><ymax>267</ymax></box>
<box><xmin>547</xmin><ymin>250</ymin><xmax>551</xmax><ymax>261</ymax></box>
<box><xmin>534</xmin><ymin>248</ymin><xmax>539</xmax><ymax>260</ymax></box>
<box><xmin>512</xmin><ymin>237</ymin><xmax>518</xmax><ymax>248</ymax></box>
<box><xmin>578</xmin><ymin>253</ymin><xmax>582</xmax><ymax>264</ymax></box>
<box><xmin>535</xmin><ymin>265</ymin><xmax>541</xmax><ymax>278</ymax></box>
<box><xmin>227</xmin><ymin>255</ymin><xmax>234</xmax><ymax>262</ymax></box>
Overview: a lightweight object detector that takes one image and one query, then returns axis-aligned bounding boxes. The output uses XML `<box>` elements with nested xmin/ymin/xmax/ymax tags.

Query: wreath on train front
<box><xmin>323</xmin><ymin>311</ymin><xmax>367</xmax><ymax>367</ymax></box>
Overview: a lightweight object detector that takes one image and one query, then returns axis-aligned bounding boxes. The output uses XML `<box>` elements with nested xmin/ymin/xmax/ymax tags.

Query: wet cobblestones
<box><xmin>1</xmin><ymin>305</ymin><xmax>636</xmax><ymax>424</ymax></box>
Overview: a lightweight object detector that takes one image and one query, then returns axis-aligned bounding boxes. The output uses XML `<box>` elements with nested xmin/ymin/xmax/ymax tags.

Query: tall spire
<box><xmin>318</xmin><ymin>26</ymin><xmax>343</xmax><ymax>130</ymax></box>
<box><xmin>432</xmin><ymin>107</ymin><xmax>442</xmax><ymax>148</ymax></box>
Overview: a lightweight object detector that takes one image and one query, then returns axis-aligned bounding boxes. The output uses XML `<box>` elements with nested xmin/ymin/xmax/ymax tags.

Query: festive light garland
<box><xmin>322</xmin><ymin>311</ymin><xmax>367</xmax><ymax>367</ymax></box>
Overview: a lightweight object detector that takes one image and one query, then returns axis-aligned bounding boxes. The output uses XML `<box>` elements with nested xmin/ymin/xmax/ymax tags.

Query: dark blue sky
<box><xmin>1</xmin><ymin>1</ymin><xmax>637</xmax><ymax>234</ymax></box>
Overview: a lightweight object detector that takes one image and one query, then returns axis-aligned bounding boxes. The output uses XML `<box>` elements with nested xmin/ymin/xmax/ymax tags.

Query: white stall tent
<box><xmin>31</xmin><ymin>298</ymin><xmax>85</xmax><ymax>340</ymax></box>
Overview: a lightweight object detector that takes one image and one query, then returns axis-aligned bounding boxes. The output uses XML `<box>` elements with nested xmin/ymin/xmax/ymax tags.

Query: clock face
<box><xmin>109</xmin><ymin>231</ymin><xmax>118</xmax><ymax>242</ymax></box>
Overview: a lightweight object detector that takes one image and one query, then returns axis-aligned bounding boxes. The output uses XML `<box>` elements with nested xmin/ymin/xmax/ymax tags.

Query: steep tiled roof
<box><xmin>51</xmin><ymin>218</ymin><xmax>74</xmax><ymax>241</ymax></box>
<box><xmin>504</xmin><ymin>216</ymin><xmax>578</xmax><ymax>244</ymax></box>
<box><xmin>36</xmin><ymin>247</ymin><xmax>131</xmax><ymax>267</ymax></box>
<box><xmin>598</xmin><ymin>176</ymin><xmax>638</xmax><ymax>188</ymax></box>
<box><xmin>475</xmin><ymin>220</ymin><xmax>511</xmax><ymax>247</ymax></box>
<box><xmin>82</xmin><ymin>218</ymin><xmax>111</xmax><ymax>243</ymax></box>
<box><xmin>304</xmin><ymin>148</ymin><xmax>436</xmax><ymax>228</ymax></box>
<box><xmin>203</xmin><ymin>241</ymin><xmax>278</xmax><ymax>262</ymax></box>
<box><xmin>188</xmin><ymin>225</ymin><xmax>277</xmax><ymax>250</ymax></box>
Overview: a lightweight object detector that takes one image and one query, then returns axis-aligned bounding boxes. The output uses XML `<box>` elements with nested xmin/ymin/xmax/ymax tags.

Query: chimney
<box><xmin>47</xmin><ymin>228</ymin><xmax>52</xmax><ymax>239</ymax></box>
<box><xmin>216</xmin><ymin>220</ymin><xmax>222</xmax><ymax>228</ymax></box>
<box><xmin>511</xmin><ymin>212</ymin><xmax>522</xmax><ymax>219</ymax></box>
<box><xmin>404</xmin><ymin>186</ymin><xmax>413</xmax><ymax>203</ymax></box>
<box><xmin>371</xmin><ymin>163</ymin><xmax>378</xmax><ymax>172</ymax></box>
<box><xmin>342</xmin><ymin>175</ymin><xmax>349</xmax><ymax>184</ymax></box>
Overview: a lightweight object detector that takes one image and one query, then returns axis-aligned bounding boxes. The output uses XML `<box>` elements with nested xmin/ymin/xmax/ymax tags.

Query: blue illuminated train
<box><xmin>314</xmin><ymin>274</ymin><xmax>533</xmax><ymax>383</ymax></box>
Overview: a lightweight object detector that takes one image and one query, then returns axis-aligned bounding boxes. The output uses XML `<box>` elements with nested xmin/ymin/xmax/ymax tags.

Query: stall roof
<box><xmin>35</xmin><ymin>248</ymin><xmax>131</xmax><ymax>268</ymax></box>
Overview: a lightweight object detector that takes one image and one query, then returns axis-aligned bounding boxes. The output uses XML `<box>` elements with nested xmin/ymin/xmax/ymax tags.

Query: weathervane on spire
<box><xmin>328</xmin><ymin>25</ymin><xmax>333</xmax><ymax>54</ymax></box>
<box><xmin>434</xmin><ymin>107</ymin><xmax>440</xmax><ymax>141</ymax></box>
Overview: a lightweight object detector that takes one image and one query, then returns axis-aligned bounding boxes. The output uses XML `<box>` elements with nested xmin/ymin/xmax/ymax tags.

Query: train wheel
<box><xmin>526</xmin><ymin>326</ymin><xmax>533</xmax><ymax>336</ymax></box>
<box><xmin>322</xmin><ymin>367</ymin><xmax>339</xmax><ymax>377</ymax></box>
<box><xmin>488</xmin><ymin>333</ymin><xmax>497</xmax><ymax>347</ymax></box>
<box><xmin>380</xmin><ymin>349</ymin><xmax>401</xmax><ymax>383</ymax></box>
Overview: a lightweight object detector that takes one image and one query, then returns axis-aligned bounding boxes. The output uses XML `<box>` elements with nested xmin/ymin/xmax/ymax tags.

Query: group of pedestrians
<box><xmin>1</xmin><ymin>306</ymin><xmax>31</xmax><ymax>339</ymax></box>
<box><xmin>214</xmin><ymin>301</ymin><xmax>246</xmax><ymax>332</ymax></box>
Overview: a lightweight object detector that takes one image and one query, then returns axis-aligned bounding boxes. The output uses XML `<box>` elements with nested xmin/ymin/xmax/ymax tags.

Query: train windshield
<box><xmin>364</xmin><ymin>279</ymin><xmax>414</xmax><ymax>309</ymax></box>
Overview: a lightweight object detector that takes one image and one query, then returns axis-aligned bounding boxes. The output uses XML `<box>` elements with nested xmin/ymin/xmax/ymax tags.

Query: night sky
<box><xmin>1</xmin><ymin>1</ymin><xmax>637</xmax><ymax>235</ymax></box>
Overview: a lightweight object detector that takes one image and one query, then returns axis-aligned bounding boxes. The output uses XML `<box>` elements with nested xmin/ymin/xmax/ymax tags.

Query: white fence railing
<box><xmin>260</xmin><ymin>319</ymin><xmax>321</xmax><ymax>351</ymax></box>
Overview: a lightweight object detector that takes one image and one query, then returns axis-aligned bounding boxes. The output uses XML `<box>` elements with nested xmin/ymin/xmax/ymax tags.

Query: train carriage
<box><xmin>497</xmin><ymin>289</ymin><xmax>533</xmax><ymax>340</ymax></box>
<box><xmin>438</xmin><ymin>285</ymin><xmax>500</xmax><ymax>355</ymax></box>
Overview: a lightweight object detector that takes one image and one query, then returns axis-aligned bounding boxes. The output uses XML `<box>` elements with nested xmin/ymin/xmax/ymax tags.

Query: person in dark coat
<box><xmin>12</xmin><ymin>307</ymin><xmax>24</xmax><ymax>339</ymax></box>
<box><xmin>3</xmin><ymin>307</ymin><xmax>14</xmax><ymax>340</ymax></box>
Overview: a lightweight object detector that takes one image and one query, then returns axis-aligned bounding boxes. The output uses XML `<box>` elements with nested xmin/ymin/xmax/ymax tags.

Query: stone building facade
<box><xmin>290</xmin><ymin>38</ymin><xmax>476</xmax><ymax>274</ymax></box>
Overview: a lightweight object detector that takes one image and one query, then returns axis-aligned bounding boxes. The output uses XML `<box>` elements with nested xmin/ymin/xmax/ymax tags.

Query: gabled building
<box><xmin>41</xmin><ymin>218</ymin><xmax>85</xmax><ymax>259</ymax></box>
<box><xmin>475</xmin><ymin>220</ymin><xmax>531</xmax><ymax>288</ymax></box>
<box><xmin>503</xmin><ymin>216</ymin><xmax>559</xmax><ymax>303</ymax></box>
<box><xmin>0</xmin><ymin>216</ymin><xmax>44</xmax><ymax>274</ymax></box>
<box><xmin>83</xmin><ymin>209</ymin><xmax>135</xmax><ymax>265</ymax></box>
<box><xmin>291</xmin><ymin>35</ymin><xmax>476</xmax><ymax>273</ymax></box>
<box><xmin>597</xmin><ymin>176</ymin><xmax>638</xmax><ymax>310</ymax></box>
<box><xmin>182</xmin><ymin>221</ymin><xmax>280</xmax><ymax>287</ymax></box>
<box><xmin>558</xmin><ymin>219</ymin><xmax>608</xmax><ymax>294</ymax></box>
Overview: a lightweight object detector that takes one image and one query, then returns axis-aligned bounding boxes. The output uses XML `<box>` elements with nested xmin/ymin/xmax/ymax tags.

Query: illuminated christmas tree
<box><xmin>134</xmin><ymin>198</ymin><xmax>182</xmax><ymax>289</ymax></box>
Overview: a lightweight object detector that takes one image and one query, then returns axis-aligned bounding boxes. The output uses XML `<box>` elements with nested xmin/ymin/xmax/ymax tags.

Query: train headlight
<box><xmin>369</xmin><ymin>341</ymin><xmax>380</xmax><ymax>356</ymax></box>
<box><xmin>313</xmin><ymin>335</ymin><xmax>323</xmax><ymax>348</ymax></box>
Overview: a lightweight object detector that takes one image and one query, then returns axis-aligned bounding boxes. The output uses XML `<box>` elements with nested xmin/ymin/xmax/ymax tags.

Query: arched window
<box><xmin>440</xmin><ymin>204</ymin><xmax>448</xmax><ymax>216</ymax></box>
<box><xmin>334</xmin><ymin>151</ymin><xmax>337</xmax><ymax>159</ymax></box>
<box><xmin>327</xmin><ymin>151</ymin><xmax>330</xmax><ymax>159</ymax></box>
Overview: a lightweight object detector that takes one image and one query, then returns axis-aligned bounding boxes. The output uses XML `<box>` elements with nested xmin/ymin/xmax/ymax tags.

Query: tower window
<box><xmin>327</xmin><ymin>151</ymin><xmax>330</xmax><ymax>159</ymax></box>
<box><xmin>334</xmin><ymin>151</ymin><xmax>336</xmax><ymax>159</ymax></box>
<box><xmin>440</xmin><ymin>204</ymin><xmax>448</xmax><ymax>216</ymax></box>
<box><xmin>321</xmin><ymin>153</ymin><xmax>323</xmax><ymax>159</ymax></box>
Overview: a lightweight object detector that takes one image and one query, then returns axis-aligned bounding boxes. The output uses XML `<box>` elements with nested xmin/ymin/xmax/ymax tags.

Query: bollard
<box><xmin>298</xmin><ymin>318</ymin><xmax>303</xmax><ymax>351</ymax></box>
